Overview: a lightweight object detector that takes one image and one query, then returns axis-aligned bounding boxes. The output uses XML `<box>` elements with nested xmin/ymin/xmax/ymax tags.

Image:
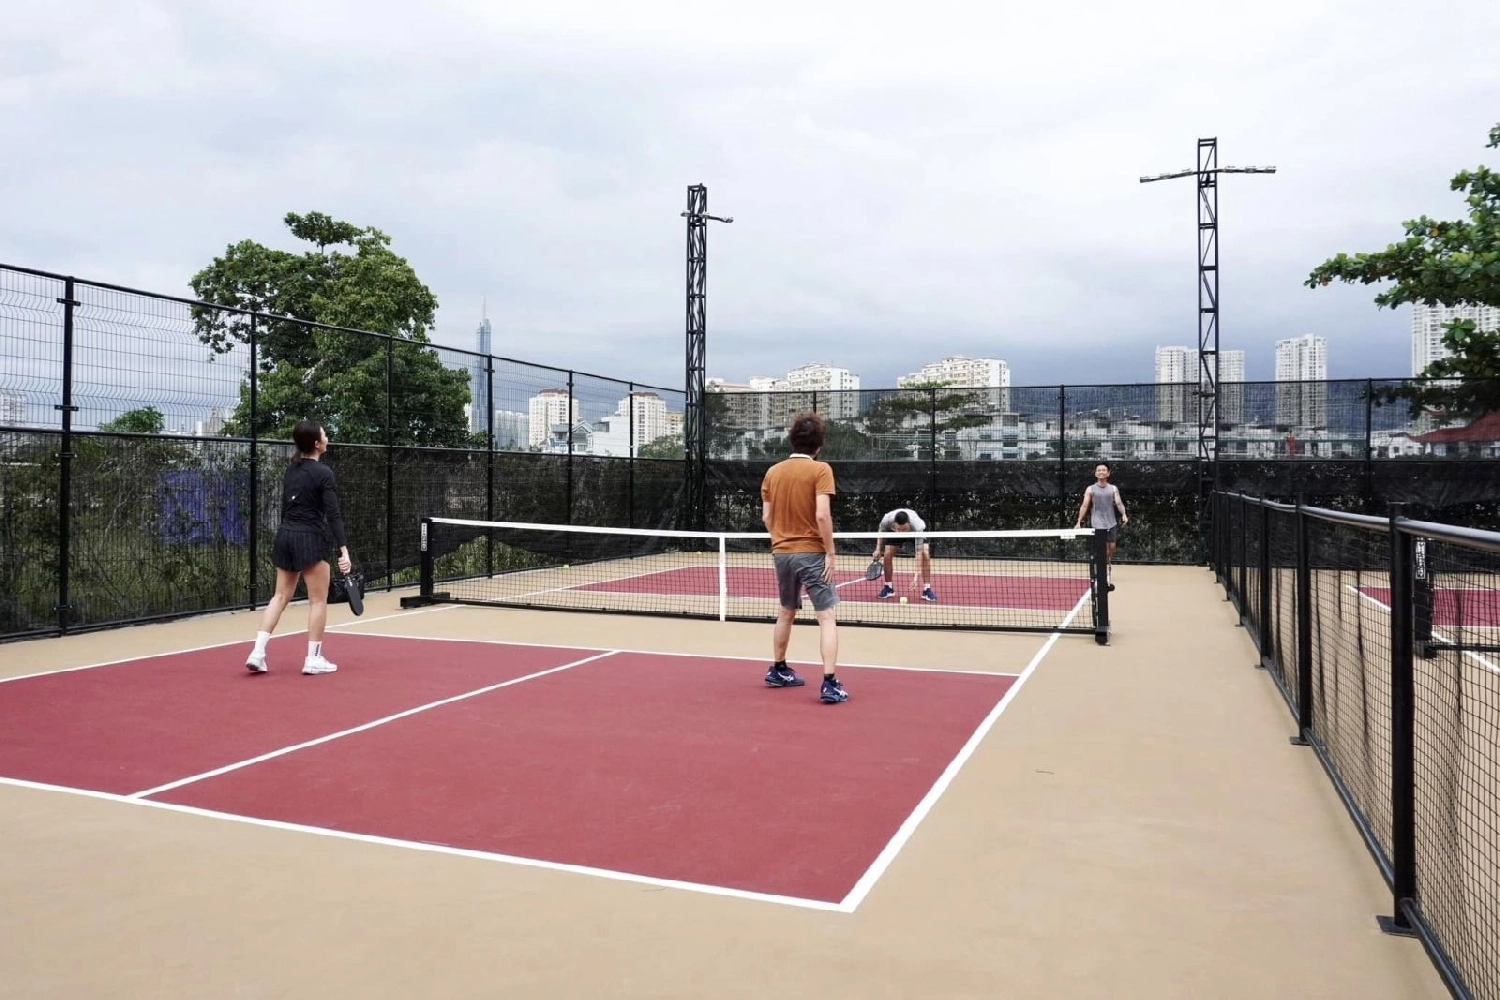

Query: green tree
<box><xmin>99</xmin><ymin>406</ymin><xmax>166</xmax><ymax>434</ymax></box>
<box><xmin>189</xmin><ymin>212</ymin><xmax>472</xmax><ymax>445</ymax></box>
<box><xmin>862</xmin><ymin>381</ymin><xmax>993</xmax><ymax>458</ymax></box>
<box><xmin>1307</xmin><ymin>123</ymin><xmax>1500</xmax><ymax>419</ymax></box>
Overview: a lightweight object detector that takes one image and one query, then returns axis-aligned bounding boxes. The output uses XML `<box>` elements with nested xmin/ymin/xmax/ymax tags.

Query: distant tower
<box><xmin>472</xmin><ymin>305</ymin><xmax>493</xmax><ymax>434</ymax></box>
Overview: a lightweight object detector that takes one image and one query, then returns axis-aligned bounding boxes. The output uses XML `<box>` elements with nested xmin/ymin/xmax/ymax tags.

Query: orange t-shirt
<box><xmin>760</xmin><ymin>454</ymin><xmax>836</xmax><ymax>554</ymax></box>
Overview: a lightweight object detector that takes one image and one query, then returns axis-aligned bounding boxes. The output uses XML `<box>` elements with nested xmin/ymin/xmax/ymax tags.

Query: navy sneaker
<box><xmin>820</xmin><ymin>676</ymin><xmax>849</xmax><ymax>704</ymax></box>
<box><xmin>921</xmin><ymin>586</ymin><xmax>937</xmax><ymax>602</ymax></box>
<box><xmin>765</xmin><ymin>664</ymin><xmax>805</xmax><ymax>687</ymax></box>
<box><xmin>876</xmin><ymin>583</ymin><xmax>895</xmax><ymax>599</ymax></box>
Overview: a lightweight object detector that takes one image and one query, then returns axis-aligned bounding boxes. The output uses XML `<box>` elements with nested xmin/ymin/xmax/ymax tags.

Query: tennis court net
<box><xmin>403</xmin><ymin>517</ymin><xmax>1112</xmax><ymax>641</ymax></box>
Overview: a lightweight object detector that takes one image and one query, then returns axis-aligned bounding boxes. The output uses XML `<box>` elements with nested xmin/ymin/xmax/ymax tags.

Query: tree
<box><xmin>1307</xmin><ymin>123</ymin><xmax>1500</xmax><ymax>419</ymax></box>
<box><xmin>99</xmin><ymin>406</ymin><xmax>166</xmax><ymax>434</ymax></box>
<box><xmin>862</xmin><ymin>381</ymin><xmax>994</xmax><ymax>458</ymax></box>
<box><xmin>189</xmin><ymin>212</ymin><xmax>472</xmax><ymax>445</ymax></box>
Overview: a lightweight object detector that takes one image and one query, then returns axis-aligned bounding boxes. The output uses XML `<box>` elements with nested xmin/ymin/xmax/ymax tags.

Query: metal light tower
<box><xmin>1141</xmin><ymin>138</ymin><xmax>1275</xmax><ymax>491</ymax></box>
<box><xmin>681</xmin><ymin>184</ymin><xmax>732</xmax><ymax>530</ymax></box>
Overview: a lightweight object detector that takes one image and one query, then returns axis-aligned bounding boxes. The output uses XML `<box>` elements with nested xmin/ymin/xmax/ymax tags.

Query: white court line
<box><xmin>0</xmin><ymin>775</ymin><xmax>844</xmax><ymax>913</ymax></box>
<box><xmin>1343</xmin><ymin>585</ymin><xmax>1500</xmax><ymax>677</ymax></box>
<box><xmin>0</xmin><ymin>604</ymin><xmax>459</xmax><ymax>687</ymax></box>
<box><xmin>330</xmin><ymin>630</ymin><xmax>1024</xmax><ymax>678</ymax></box>
<box><xmin>127</xmin><ymin>650</ymin><xmax>620</xmax><ymax>799</ymax></box>
<box><xmin>838</xmin><ymin>587</ymin><xmax>1093</xmax><ymax>912</ymax></box>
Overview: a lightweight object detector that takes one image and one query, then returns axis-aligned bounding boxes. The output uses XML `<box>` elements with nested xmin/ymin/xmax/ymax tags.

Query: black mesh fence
<box><xmin>1216</xmin><ymin>492</ymin><xmax>1500</xmax><ymax>1000</ymax></box>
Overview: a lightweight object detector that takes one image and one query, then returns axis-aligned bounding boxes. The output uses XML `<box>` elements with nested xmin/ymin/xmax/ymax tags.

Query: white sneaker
<box><xmin>302</xmin><ymin>656</ymin><xmax>338</xmax><ymax>675</ymax></box>
<box><xmin>246</xmin><ymin>652</ymin><xmax>268</xmax><ymax>674</ymax></box>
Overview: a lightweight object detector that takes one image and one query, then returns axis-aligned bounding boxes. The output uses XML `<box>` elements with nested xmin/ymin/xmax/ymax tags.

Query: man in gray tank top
<box><xmin>1074</xmin><ymin>463</ymin><xmax>1128</xmax><ymax>590</ymax></box>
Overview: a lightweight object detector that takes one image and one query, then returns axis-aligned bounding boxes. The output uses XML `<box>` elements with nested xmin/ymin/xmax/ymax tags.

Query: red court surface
<box><xmin>0</xmin><ymin>633</ymin><xmax>598</xmax><ymax>795</ymax></box>
<box><xmin>578</xmin><ymin>565</ymin><xmax>1089</xmax><ymax>610</ymax></box>
<box><xmin>0</xmin><ymin>636</ymin><xmax>1018</xmax><ymax>906</ymax></box>
<box><xmin>1358</xmin><ymin>586</ymin><xmax>1500</xmax><ymax>627</ymax></box>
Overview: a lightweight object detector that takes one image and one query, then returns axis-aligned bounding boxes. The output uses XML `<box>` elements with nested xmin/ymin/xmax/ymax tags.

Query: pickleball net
<box><xmin>404</xmin><ymin>517</ymin><xmax>1112</xmax><ymax>641</ymax></box>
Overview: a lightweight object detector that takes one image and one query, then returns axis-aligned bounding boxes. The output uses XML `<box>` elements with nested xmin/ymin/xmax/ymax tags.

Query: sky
<box><xmin>2</xmin><ymin>0</ymin><xmax>1497</xmax><ymax>395</ymax></box>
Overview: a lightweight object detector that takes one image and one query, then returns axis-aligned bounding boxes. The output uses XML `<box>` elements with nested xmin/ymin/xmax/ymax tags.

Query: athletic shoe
<box><xmin>876</xmin><ymin>584</ymin><xmax>895</xmax><ymax>599</ymax></box>
<box><xmin>302</xmin><ymin>656</ymin><xmax>338</xmax><ymax>676</ymax></box>
<box><xmin>245</xmin><ymin>652</ymin><xmax>268</xmax><ymax>674</ymax></box>
<box><xmin>765</xmin><ymin>664</ymin><xmax>805</xmax><ymax>687</ymax></box>
<box><xmin>921</xmin><ymin>587</ymin><xmax>937</xmax><ymax>602</ymax></box>
<box><xmin>820</xmin><ymin>676</ymin><xmax>848</xmax><ymax>704</ymax></box>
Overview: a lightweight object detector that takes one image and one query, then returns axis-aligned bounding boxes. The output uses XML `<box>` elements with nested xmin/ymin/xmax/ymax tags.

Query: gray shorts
<box><xmin>774</xmin><ymin>553</ymin><xmax>839</xmax><ymax>612</ymax></box>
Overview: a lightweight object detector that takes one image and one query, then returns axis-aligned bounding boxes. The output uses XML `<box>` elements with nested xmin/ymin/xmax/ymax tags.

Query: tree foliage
<box><xmin>189</xmin><ymin>212</ymin><xmax>472</xmax><ymax>445</ymax></box>
<box><xmin>99</xmin><ymin>406</ymin><xmax>166</xmax><ymax>434</ymax></box>
<box><xmin>1307</xmin><ymin>123</ymin><xmax>1500</xmax><ymax>419</ymax></box>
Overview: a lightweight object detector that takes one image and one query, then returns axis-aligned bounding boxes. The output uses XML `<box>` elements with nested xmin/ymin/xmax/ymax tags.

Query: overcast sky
<box><xmin>2</xmin><ymin>0</ymin><xmax>1497</xmax><ymax>394</ymax></box>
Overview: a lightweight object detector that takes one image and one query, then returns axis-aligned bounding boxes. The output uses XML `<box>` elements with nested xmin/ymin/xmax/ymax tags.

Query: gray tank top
<box><xmin>1088</xmin><ymin>483</ymin><xmax>1118</xmax><ymax>529</ymax></box>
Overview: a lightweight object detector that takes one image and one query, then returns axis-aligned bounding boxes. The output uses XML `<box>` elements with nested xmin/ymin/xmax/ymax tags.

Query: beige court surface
<box><xmin>0</xmin><ymin>566</ymin><xmax>1454</xmax><ymax>1000</ymax></box>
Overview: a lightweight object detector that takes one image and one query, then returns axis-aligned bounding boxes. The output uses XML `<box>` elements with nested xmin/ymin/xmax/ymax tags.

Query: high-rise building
<box><xmin>1154</xmin><ymin>346</ymin><xmax>1245</xmax><ymax>425</ymax></box>
<box><xmin>527</xmin><ymin>389</ymin><xmax>578</xmax><ymax>448</ymax></box>
<box><xmin>470</xmin><ymin>317</ymin><xmax>493</xmax><ymax>434</ymax></box>
<box><xmin>781</xmin><ymin>363</ymin><xmax>861</xmax><ymax>421</ymax></box>
<box><xmin>1275</xmin><ymin>334</ymin><xmax>1329</xmax><ymax>428</ymax></box>
<box><xmin>897</xmin><ymin>356</ymin><xmax>1010</xmax><ymax>389</ymax></box>
<box><xmin>0</xmin><ymin>393</ymin><xmax>24</xmax><ymax>426</ymax></box>
<box><xmin>1412</xmin><ymin>303</ymin><xmax>1500</xmax><ymax>376</ymax></box>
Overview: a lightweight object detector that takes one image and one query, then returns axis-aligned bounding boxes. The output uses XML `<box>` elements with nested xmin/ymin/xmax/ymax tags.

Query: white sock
<box><xmin>307</xmin><ymin>641</ymin><xmax>322</xmax><ymax>660</ymax></box>
<box><xmin>252</xmin><ymin>631</ymin><xmax>272</xmax><ymax>656</ymax></box>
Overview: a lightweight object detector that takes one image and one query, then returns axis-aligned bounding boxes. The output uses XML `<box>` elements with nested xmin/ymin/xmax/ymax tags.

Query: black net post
<box><xmin>1258</xmin><ymin>499</ymin><xmax>1273</xmax><ymax>664</ymax></box>
<box><xmin>248</xmin><ymin>313</ymin><xmax>259</xmax><ymax>608</ymax></box>
<box><xmin>55</xmin><ymin>276</ymin><xmax>77</xmax><ymax>634</ymax></box>
<box><xmin>1093</xmin><ymin>527</ymin><xmax>1111</xmax><ymax>645</ymax></box>
<box><xmin>1380</xmin><ymin>504</ymin><xmax>1418</xmax><ymax>937</ymax></box>
<box><xmin>1292</xmin><ymin>496</ymin><xmax>1313</xmax><ymax>746</ymax></box>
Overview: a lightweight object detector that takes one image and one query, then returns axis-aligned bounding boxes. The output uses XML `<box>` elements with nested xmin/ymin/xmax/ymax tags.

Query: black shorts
<box><xmin>272</xmin><ymin>526</ymin><xmax>330</xmax><ymax>572</ymax></box>
<box><xmin>882</xmin><ymin>536</ymin><xmax>930</xmax><ymax>555</ymax></box>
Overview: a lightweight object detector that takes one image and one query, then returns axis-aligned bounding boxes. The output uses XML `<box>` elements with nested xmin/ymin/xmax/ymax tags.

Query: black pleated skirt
<box><xmin>272</xmin><ymin>526</ymin><xmax>330</xmax><ymax>572</ymax></box>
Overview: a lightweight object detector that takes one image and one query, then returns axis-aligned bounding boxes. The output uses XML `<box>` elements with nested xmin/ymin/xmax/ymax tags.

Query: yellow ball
<box><xmin>899</xmin><ymin>596</ymin><xmax>908</xmax><ymax>604</ymax></box>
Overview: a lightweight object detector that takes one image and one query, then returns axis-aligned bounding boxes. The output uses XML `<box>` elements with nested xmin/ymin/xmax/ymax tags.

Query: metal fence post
<box><xmin>627</xmin><ymin>381</ymin><xmax>636</xmax><ymax>529</ymax></box>
<box><xmin>486</xmin><ymin>355</ymin><xmax>495</xmax><ymax>578</ymax></box>
<box><xmin>1292</xmin><ymin>497</ymin><xmax>1313</xmax><ymax>745</ymax></box>
<box><xmin>55</xmin><ymin>277</ymin><xmax>78</xmax><ymax>634</ymax></box>
<box><xmin>1380</xmin><ymin>504</ymin><xmax>1417</xmax><ymax>937</ymax></box>
<box><xmin>385</xmin><ymin>337</ymin><xmax>395</xmax><ymax>591</ymax></box>
<box><xmin>248</xmin><ymin>313</ymin><xmax>259</xmax><ymax>607</ymax></box>
<box><xmin>566</xmin><ymin>370</ymin><xmax>575</xmax><ymax>524</ymax></box>
<box><xmin>1257</xmin><ymin>500</ymin><xmax>1273</xmax><ymax>664</ymax></box>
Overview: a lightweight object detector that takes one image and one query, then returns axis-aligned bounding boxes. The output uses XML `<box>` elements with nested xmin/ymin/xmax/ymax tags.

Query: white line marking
<box><xmin>837</xmin><ymin>587</ymin><xmax>1093</xmax><ymax>912</ymax></box>
<box><xmin>127</xmin><ymin>650</ymin><xmax>620</xmax><ymax>799</ymax></box>
<box><xmin>0</xmin><ymin>604</ymin><xmax>456</xmax><ymax>686</ymax></box>
<box><xmin>319</xmin><ymin>631</ymin><xmax>1024</xmax><ymax>678</ymax></box>
<box><xmin>0</xmin><ymin>775</ymin><xmax>844</xmax><ymax>912</ymax></box>
<box><xmin>1343</xmin><ymin>584</ymin><xmax>1500</xmax><ymax>676</ymax></box>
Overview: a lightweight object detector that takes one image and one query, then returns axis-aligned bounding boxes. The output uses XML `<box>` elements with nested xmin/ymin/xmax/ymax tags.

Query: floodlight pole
<box><xmin>1140</xmin><ymin>138</ymin><xmax>1275</xmax><ymax>497</ymax></box>
<box><xmin>682</xmin><ymin>184</ymin><xmax>733</xmax><ymax>530</ymax></box>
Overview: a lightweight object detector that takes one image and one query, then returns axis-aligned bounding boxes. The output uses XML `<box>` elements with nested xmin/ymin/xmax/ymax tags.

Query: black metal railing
<box><xmin>1215</xmin><ymin>491</ymin><xmax>1500</xmax><ymax>1000</ymax></box>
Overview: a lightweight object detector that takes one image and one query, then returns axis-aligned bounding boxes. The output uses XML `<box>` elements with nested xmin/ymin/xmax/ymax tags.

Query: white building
<box><xmin>1154</xmin><ymin>346</ymin><xmax>1244</xmax><ymax>424</ymax></box>
<box><xmin>897</xmin><ymin>356</ymin><xmax>1009</xmax><ymax>389</ymax></box>
<box><xmin>1275</xmin><ymin>334</ymin><xmax>1329</xmax><ymax>428</ymax></box>
<box><xmin>1412</xmin><ymin>303</ymin><xmax>1500</xmax><ymax>376</ymax></box>
<box><xmin>527</xmin><ymin>389</ymin><xmax>578</xmax><ymax>449</ymax></box>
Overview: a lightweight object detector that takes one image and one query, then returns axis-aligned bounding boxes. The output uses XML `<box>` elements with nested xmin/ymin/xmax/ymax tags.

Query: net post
<box><xmin>1379</xmin><ymin>505</ymin><xmax>1418</xmax><ymax>937</ymax></box>
<box><xmin>718</xmin><ymin>534</ymin><xmax>727</xmax><ymax>622</ymax></box>
<box><xmin>1092</xmin><ymin>527</ymin><xmax>1110</xmax><ymax>645</ymax></box>
<box><xmin>1291</xmin><ymin>497</ymin><xmax>1313</xmax><ymax>746</ymax></box>
<box><xmin>401</xmin><ymin>517</ymin><xmax>439</xmax><ymax>608</ymax></box>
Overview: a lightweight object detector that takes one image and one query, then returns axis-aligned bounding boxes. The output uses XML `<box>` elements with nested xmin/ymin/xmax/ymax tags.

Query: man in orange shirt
<box><xmin>759</xmin><ymin>411</ymin><xmax>848</xmax><ymax>704</ymax></box>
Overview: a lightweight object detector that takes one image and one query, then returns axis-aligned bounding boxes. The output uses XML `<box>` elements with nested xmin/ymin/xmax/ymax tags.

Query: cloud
<box><xmin>1</xmin><ymin>0</ymin><xmax>1497</xmax><ymax>399</ymax></box>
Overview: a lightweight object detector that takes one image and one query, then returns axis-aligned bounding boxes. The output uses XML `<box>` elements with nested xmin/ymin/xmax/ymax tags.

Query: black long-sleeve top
<box><xmin>280</xmin><ymin>459</ymin><xmax>348</xmax><ymax>548</ymax></box>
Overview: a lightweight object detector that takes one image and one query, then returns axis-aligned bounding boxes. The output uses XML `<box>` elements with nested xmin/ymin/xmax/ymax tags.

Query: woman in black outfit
<box><xmin>245</xmin><ymin>420</ymin><xmax>353</xmax><ymax>676</ymax></box>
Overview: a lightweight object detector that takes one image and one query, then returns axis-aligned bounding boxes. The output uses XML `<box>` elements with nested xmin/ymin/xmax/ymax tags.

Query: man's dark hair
<box><xmin>788</xmin><ymin>411</ymin><xmax>826</xmax><ymax>455</ymax></box>
<box><xmin>894</xmin><ymin>511</ymin><xmax>909</xmax><ymax>525</ymax></box>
